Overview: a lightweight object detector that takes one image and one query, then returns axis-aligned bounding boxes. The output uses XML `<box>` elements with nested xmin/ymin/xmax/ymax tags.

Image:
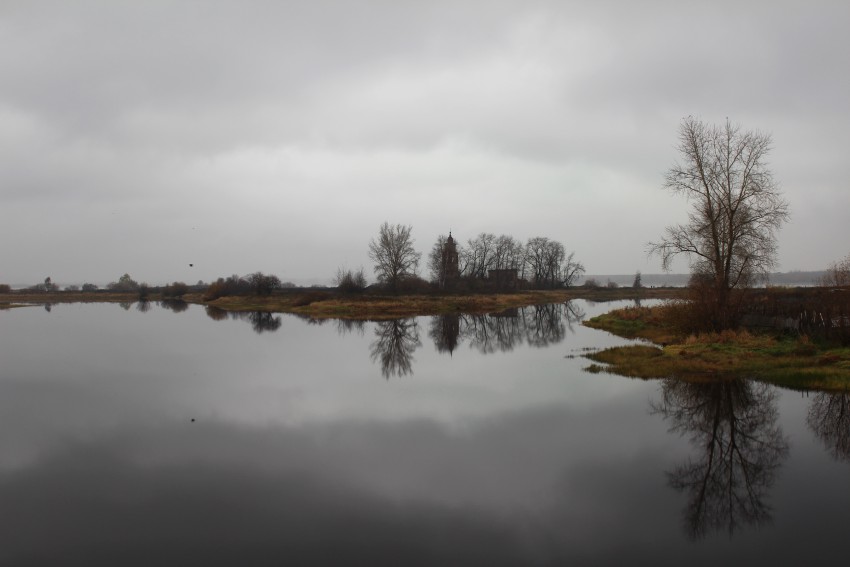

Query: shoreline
<box><xmin>583</xmin><ymin>305</ymin><xmax>850</xmax><ymax>391</ymax></box>
<box><xmin>0</xmin><ymin>287</ymin><xmax>685</xmax><ymax>319</ymax></box>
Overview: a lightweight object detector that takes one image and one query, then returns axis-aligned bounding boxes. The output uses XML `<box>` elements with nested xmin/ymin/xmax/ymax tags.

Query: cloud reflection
<box><xmin>0</xmin><ymin>423</ymin><xmax>529</xmax><ymax>567</ymax></box>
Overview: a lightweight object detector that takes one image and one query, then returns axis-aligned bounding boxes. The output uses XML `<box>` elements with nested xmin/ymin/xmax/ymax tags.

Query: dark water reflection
<box><xmin>437</xmin><ymin>302</ymin><xmax>586</xmax><ymax>354</ymax></box>
<box><xmin>807</xmin><ymin>390</ymin><xmax>850</xmax><ymax>461</ymax></box>
<box><xmin>159</xmin><ymin>299</ymin><xmax>189</xmax><ymax>313</ymax></box>
<box><xmin>373</xmin><ymin>302</ymin><xmax>586</xmax><ymax>377</ymax></box>
<box><xmin>200</xmin><ymin>302</ymin><xmax>586</xmax><ymax>378</ymax></box>
<box><xmin>652</xmin><ymin>378</ymin><xmax>789</xmax><ymax>539</ymax></box>
<box><xmin>204</xmin><ymin>306</ymin><xmax>282</xmax><ymax>333</ymax></box>
<box><xmin>2</xmin><ymin>301</ymin><xmax>850</xmax><ymax>565</ymax></box>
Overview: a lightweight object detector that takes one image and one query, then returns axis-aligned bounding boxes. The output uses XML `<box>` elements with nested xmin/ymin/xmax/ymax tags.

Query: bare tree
<box><xmin>524</xmin><ymin>237</ymin><xmax>551</xmax><ymax>288</ymax></box>
<box><xmin>819</xmin><ymin>253</ymin><xmax>850</xmax><ymax>287</ymax></box>
<box><xmin>561</xmin><ymin>251</ymin><xmax>585</xmax><ymax>287</ymax></box>
<box><xmin>523</xmin><ymin>237</ymin><xmax>583</xmax><ymax>289</ymax></box>
<box><xmin>463</xmin><ymin>232</ymin><xmax>497</xmax><ymax>279</ymax></box>
<box><xmin>649</xmin><ymin>117</ymin><xmax>789</xmax><ymax>329</ymax></box>
<box><xmin>368</xmin><ymin>222</ymin><xmax>421</xmax><ymax>291</ymax></box>
<box><xmin>245</xmin><ymin>272</ymin><xmax>282</xmax><ymax>295</ymax></box>
<box><xmin>108</xmin><ymin>273</ymin><xmax>140</xmax><ymax>291</ymax></box>
<box><xmin>493</xmin><ymin>234</ymin><xmax>524</xmax><ymax>271</ymax></box>
<box><xmin>335</xmin><ymin>266</ymin><xmax>367</xmax><ymax>293</ymax></box>
<box><xmin>525</xmin><ymin>237</ymin><xmax>565</xmax><ymax>288</ymax></box>
<box><xmin>632</xmin><ymin>271</ymin><xmax>642</xmax><ymax>289</ymax></box>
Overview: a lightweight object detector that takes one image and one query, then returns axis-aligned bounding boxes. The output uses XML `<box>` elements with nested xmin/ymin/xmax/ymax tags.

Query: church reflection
<box><xmin>428</xmin><ymin>301</ymin><xmax>585</xmax><ymax>355</ymax></box>
<box><xmin>199</xmin><ymin>301</ymin><xmax>584</xmax><ymax>375</ymax></box>
<box><xmin>807</xmin><ymin>390</ymin><xmax>850</xmax><ymax>462</ymax></box>
<box><xmin>652</xmin><ymin>378</ymin><xmax>789</xmax><ymax>540</ymax></box>
<box><xmin>429</xmin><ymin>314</ymin><xmax>460</xmax><ymax>354</ymax></box>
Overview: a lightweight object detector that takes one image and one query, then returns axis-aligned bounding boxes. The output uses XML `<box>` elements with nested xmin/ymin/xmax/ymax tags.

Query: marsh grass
<box><xmin>200</xmin><ymin>289</ymin><xmax>665</xmax><ymax>320</ymax></box>
<box><xmin>583</xmin><ymin>304</ymin><xmax>681</xmax><ymax>344</ymax></box>
<box><xmin>584</xmin><ymin>305</ymin><xmax>850</xmax><ymax>390</ymax></box>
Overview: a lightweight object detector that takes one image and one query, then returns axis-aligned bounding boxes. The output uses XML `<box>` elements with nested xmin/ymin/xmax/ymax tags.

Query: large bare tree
<box><xmin>368</xmin><ymin>222</ymin><xmax>421</xmax><ymax>291</ymax></box>
<box><xmin>463</xmin><ymin>232</ymin><xmax>497</xmax><ymax>279</ymax></box>
<box><xmin>650</xmin><ymin>118</ymin><xmax>789</xmax><ymax>329</ymax></box>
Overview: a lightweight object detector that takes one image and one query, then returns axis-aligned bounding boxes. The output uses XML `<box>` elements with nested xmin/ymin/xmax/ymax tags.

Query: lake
<box><xmin>1</xmin><ymin>300</ymin><xmax>848</xmax><ymax>566</ymax></box>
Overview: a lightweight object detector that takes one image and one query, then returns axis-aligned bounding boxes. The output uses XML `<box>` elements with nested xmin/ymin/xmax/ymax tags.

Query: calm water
<box><xmin>0</xmin><ymin>300</ymin><xmax>848</xmax><ymax>566</ymax></box>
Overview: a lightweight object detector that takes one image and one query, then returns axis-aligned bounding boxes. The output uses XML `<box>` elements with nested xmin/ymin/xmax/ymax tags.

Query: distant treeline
<box><xmin>579</xmin><ymin>271</ymin><xmax>827</xmax><ymax>288</ymax></box>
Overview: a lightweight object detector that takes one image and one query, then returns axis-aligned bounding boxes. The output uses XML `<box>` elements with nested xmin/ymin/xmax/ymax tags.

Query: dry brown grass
<box><xmin>583</xmin><ymin>303</ymin><xmax>850</xmax><ymax>390</ymax></box>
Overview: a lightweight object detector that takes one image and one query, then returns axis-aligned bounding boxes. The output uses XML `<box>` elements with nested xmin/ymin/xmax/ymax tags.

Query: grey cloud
<box><xmin>1</xmin><ymin>0</ymin><xmax>848</xmax><ymax>283</ymax></box>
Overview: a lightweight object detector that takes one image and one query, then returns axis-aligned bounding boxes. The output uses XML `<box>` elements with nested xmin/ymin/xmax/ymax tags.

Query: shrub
<box><xmin>292</xmin><ymin>291</ymin><xmax>328</xmax><ymax>307</ymax></box>
<box><xmin>245</xmin><ymin>272</ymin><xmax>282</xmax><ymax>295</ymax></box>
<box><xmin>163</xmin><ymin>281</ymin><xmax>189</xmax><ymax>298</ymax></box>
<box><xmin>203</xmin><ymin>274</ymin><xmax>251</xmax><ymax>300</ymax></box>
<box><xmin>396</xmin><ymin>275</ymin><xmax>432</xmax><ymax>294</ymax></box>
<box><xmin>819</xmin><ymin>253</ymin><xmax>850</xmax><ymax>287</ymax></box>
<box><xmin>108</xmin><ymin>273</ymin><xmax>139</xmax><ymax>291</ymax></box>
<box><xmin>335</xmin><ymin>267</ymin><xmax>367</xmax><ymax>293</ymax></box>
<box><xmin>0</xmin><ymin>284</ymin><xmax>10</xmax><ymax>293</ymax></box>
<box><xmin>81</xmin><ymin>283</ymin><xmax>98</xmax><ymax>292</ymax></box>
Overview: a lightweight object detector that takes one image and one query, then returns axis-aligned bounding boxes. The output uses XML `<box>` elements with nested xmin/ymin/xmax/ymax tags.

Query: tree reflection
<box><xmin>463</xmin><ymin>312</ymin><xmax>523</xmax><ymax>354</ymax></box>
<box><xmin>204</xmin><ymin>307</ymin><xmax>282</xmax><ymax>333</ymax></box>
<box><xmin>807</xmin><ymin>390</ymin><xmax>850</xmax><ymax>461</ymax></box>
<box><xmin>522</xmin><ymin>304</ymin><xmax>565</xmax><ymax>347</ymax></box>
<box><xmin>428</xmin><ymin>301</ymin><xmax>584</xmax><ymax>354</ymax></box>
<box><xmin>429</xmin><ymin>314</ymin><xmax>460</xmax><ymax>354</ymax></box>
<box><xmin>136</xmin><ymin>299</ymin><xmax>152</xmax><ymax>313</ymax></box>
<box><xmin>205</xmin><ymin>306</ymin><xmax>229</xmax><ymax>321</ymax></box>
<box><xmin>370</xmin><ymin>319</ymin><xmax>421</xmax><ymax>379</ymax></box>
<box><xmin>244</xmin><ymin>312</ymin><xmax>282</xmax><ymax>333</ymax></box>
<box><xmin>563</xmin><ymin>300</ymin><xmax>586</xmax><ymax>332</ymax></box>
<box><xmin>336</xmin><ymin>318</ymin><xmax>366</xmax><ymax>336</ymax></box>
<box><xmin>652</xmin><ymin>378</ymin><xmax>789</xmax><ymax>539</ymax></box>
<box><xmin>159</xmin><ymin>299</ymin><xmax>188</xmax><ymax>313</ymax></box>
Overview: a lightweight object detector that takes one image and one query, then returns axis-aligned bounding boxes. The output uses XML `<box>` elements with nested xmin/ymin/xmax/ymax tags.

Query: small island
<box><xmin>0</xmin><ymin>283</ymin><xmax>679</xmax><ymax>319</ymax></box>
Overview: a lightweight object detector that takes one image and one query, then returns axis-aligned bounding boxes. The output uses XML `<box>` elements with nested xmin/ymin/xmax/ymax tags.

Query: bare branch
<box><xmin>648</xmin><ymin>118</ymin><xmax>789</xmax><ymax>328</ymax></box>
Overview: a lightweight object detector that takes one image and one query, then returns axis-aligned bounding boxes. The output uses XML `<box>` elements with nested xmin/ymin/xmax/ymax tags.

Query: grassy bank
<box><xmin>583</xmin><ymin>305</ymin><xmax>850</xmax><ymax>390</ymax></box>
<box><xmin>1</xmin><ymin>287</ymin><xmax>684</xmax><ymax>319</ymax></box>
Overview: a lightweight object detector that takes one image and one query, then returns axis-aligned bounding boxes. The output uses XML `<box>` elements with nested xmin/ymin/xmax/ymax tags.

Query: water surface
<box><xmin>0</xmin><ymin>300</ymin><xmax>847</xmax><ymax>565</ymax></box>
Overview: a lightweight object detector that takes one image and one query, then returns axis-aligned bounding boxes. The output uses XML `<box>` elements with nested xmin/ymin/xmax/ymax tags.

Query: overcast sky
<box><xmin>2</xmin><ymin>0</ymin><xmax>848</xmax><ymax>286</ymax></box>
